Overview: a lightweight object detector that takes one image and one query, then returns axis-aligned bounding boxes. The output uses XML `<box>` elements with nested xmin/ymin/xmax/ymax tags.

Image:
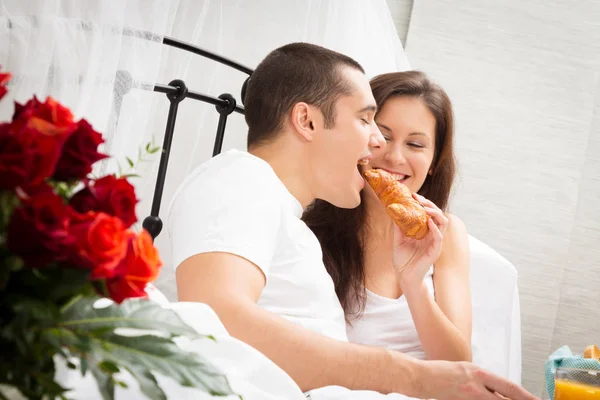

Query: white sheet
<box><xmin>469</xmin><ymin>235</ymin><xmax>522</xmax><ymax>384</ymax></box>
<box><xmin>53</xmin><ymin>301</ymin><xmax>307</xmax><ymax>400</ymax></box>
<box><xmin>52</xmin><ymin>232</ymin><xmax>523</xmax><ymax>399</ymax></box>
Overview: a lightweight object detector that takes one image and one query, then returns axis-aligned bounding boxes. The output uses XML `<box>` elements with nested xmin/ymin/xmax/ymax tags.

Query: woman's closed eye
<box><xmin>407</xmin><ymin>142</ymin><xmax>425</xmax><ymax>149</ymax></box>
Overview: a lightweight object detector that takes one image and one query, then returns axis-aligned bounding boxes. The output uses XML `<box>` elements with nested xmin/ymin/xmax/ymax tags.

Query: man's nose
<box><xmin>369</xmin><ymin>124</ymin><xmax>385</xmax><ymax>149</ymax></box>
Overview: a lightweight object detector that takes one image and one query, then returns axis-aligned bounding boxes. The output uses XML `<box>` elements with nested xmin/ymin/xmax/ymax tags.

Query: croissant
<box><xmin>363</xmin><ymin>169</ymin><xmax>429</xmax><ymax>239</ymax></box>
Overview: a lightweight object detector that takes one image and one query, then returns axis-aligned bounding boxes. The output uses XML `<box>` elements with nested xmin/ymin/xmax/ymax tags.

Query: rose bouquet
<box><xmin>0</xmin><ymin>67</ymin><xmax>235</xmax><ymax>400</ymax></box>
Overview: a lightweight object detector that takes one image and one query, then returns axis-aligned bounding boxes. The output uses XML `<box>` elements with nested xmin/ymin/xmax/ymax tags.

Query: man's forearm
<box><xmin>209</xmin><ymin>297</ymin><xmax>425</xmax><ymax>395</ymax></box>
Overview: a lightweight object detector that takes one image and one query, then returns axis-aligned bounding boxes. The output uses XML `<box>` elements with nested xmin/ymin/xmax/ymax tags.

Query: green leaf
<box><xmin>41</xmin><ymin>328</ymin><xmax>72</xmax><ymax>358</ymax></box>
<box><xmin>121</xmin><ymin>173</ymin><xmax>141</xmax><ymax>179</ymax></box>
<box><xmin>147</xmin><ymin>146</ymin><xmax>161</xmax><ymax>154</ymax></box>
<box><xmin>90</xmin><ymin>361</ymin><xmax>115</xmax><ymax>400</ymax></box>
<box><xmin>0</xmin><ymin>191</ymin><xmax>19</xmax><ymax>230</ymax></box>
<box><xmin>99</xmin><ymin>360</ymin><xmax>120</xmax><ymax>374</ymax></box>
<box><xmin>5</xmin><ymin>255</ymin><xmax>24</xmax><ymax>272</ymax></box>
<box><xmin>81</xmin><ymin>357</ymin><xmax>89</xmax><ymax>376</ymax></box>
<box><xmin>43</xmin><ymin>267</ymin><xmax>92</xmax><ymax>302</ymax></box>
<box><xmin>10</xmin><ymin>296</ymin><xmax>59</xmax><ymax>322</ymax></box>
<box><xmin>88</xmin><ymin>333</ymin><xmax>234</xmax><ymax>397</ymax></box>
<box><xmin>126</xmin><ymin>157</ymin><xmax>135</xmax><ymax>168</ymax></box>
<box><xmin>36</xmin><ymin>373</ymin><xmax>68</xmax><ymax>397</ymax></box>
<box><xmin>126</xmin><ymin>366</ymin><xmax>166</xmax><ymax>400</ymax></box>
<box><xmin>54</xmin><ymin>296</ymin><xmax>237</xmax><ymax>398</ymax></box>
<box><xmin>59</xmin><ymin>296</ymin><xmax>201</xmax><ymax>339</ymax></box>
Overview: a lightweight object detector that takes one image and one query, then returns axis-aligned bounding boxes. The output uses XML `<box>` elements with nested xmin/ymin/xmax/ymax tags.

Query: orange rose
<box><xmin>106</xmin><ymin>229</ymin><xmax>162</xmax><ymax>303</ymax></box>
<box><xmin>69</xmin><ymin>212</ymin><xmax>128</xmax><ymax>279</ymax></box>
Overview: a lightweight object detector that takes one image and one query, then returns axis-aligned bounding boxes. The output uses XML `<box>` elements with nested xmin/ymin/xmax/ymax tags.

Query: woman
<box><xmin>302</xmin><ymin>71</ymin><xmax>472</xmax><ymax>362</ymax></box>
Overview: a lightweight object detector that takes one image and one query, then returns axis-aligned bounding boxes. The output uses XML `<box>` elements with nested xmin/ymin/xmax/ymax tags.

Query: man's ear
<box><xmin>290</xmin><ymin>102</ymin><xmax>317</xmax><ymax>141</ymax></box>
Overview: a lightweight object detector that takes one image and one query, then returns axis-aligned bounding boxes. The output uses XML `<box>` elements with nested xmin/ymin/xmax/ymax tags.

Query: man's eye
<box><xmin>361</xmin><ymin>118</ymin><xmax>369</xmax><ymax>125</ymax></box>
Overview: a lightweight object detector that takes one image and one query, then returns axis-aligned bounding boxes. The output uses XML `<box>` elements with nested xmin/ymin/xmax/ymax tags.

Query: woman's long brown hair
<box><xmin>302</xmin><ymin>71</ymin><xmax>456</xmax><ymax>320</ymax></box>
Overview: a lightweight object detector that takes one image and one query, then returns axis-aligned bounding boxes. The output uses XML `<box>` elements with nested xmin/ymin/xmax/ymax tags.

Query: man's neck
<box><xmin>249</xmin><ymin>141</ymin><xmax>314</xmax><ymax>209</ymax></box>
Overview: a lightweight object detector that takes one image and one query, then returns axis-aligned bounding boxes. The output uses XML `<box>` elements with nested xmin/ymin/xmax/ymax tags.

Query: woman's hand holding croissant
<box><xmin>392</xmin><ymin>193</ymin><xmax>448</xmax><ymax>290</ymax></box>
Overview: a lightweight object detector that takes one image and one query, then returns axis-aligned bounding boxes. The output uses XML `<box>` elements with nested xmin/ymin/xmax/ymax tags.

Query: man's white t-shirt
<box><xmin>168</xmin><ymin>149</ymin><xmax>348</xmax><ymax>342</ymax></box>
<box><xmin>168</xmin><ymin>149</ymin><xmax>415</xmax><ymax>400</ymax></box>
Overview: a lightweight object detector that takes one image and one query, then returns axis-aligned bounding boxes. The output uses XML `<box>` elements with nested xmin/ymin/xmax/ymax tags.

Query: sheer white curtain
<box><xmin>0</xmin><ymin>0</ymin><xmax>410</xmax><ymax>300</ymax></box>
<box><xmin>0</xmin><ymin>0</ymin><xmax>177</xmax><ymax>168</ymax></box>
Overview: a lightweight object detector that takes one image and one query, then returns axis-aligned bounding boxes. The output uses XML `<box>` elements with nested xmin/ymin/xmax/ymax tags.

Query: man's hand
<box><xmin>416</xmin><ymin>360</ymin><xmax>539</xmax><ymax>400</ymax></box>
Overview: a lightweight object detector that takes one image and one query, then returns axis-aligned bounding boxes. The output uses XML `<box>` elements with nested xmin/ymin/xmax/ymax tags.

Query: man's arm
<box><xmin>176</xmin><ymin>251</ymin><xmax>417</xmax><ymax>393</ymax></box>
<box><xmin>176</xmin><ymin>252</ymin><xmax>538</xmax><ymax>400</ymax></box>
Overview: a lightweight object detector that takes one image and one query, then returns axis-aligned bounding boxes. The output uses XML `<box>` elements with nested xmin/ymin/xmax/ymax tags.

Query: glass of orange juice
<box><xmin>554</xmin><ymin>368</ymin><xmax>600</xmax><ymax>399</ymax></box>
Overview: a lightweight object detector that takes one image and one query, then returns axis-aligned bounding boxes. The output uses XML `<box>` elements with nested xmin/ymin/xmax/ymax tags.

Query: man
<box><xmin>169</xmin><ymin>42</ymin><xmax>537</xmax><ymax>400</ymax></box>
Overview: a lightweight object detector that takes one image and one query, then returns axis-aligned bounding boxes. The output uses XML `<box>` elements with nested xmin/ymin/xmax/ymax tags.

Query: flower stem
<box><xmin>60</xmin><ymin>294</ymin><xmax>83</xmax><ymax>314</ymax></box>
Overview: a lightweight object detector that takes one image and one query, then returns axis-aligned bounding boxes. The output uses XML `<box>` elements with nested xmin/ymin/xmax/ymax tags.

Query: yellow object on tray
<box><xmin>553</xmin><ymin>347</ymin><xmax>600</xmax><ymax>399</ymax></box>
<box><xmin>554</xmin><ymin>378</ymin><xmax>600</xmax><ymax>399</ymax></box>
<box><xmin>546</xmin><ymin>345</ymin><xmax>600</xmax><ymax>399</ymax></box>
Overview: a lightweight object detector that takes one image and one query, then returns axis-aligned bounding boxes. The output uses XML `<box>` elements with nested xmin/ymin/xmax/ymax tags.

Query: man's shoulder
<box><xmin>193</xmin><ymin>149</ymin><xmax>267</xmax><ymax>180</ymax></box>
<box><xmin>169</xmin><ymin>149</ymin><xmax>282</xmax><ymax>214</ymax></box>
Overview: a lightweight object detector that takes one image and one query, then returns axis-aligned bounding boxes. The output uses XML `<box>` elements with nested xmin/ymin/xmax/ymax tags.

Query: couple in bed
<box><xmin>168</xmin><ymin>42</ymin><xmax>537</xmax><ymax>400</ymax></box>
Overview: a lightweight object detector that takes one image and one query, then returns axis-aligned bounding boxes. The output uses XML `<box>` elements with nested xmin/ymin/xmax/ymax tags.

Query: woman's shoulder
<box><xmin>445</xmin><ymin>213</ymin><xmax>468</xmax><ymax>238</ymax></box>
<box><xmin>435</xmin><ymin>212</ymin><xmax>469</xmax><ymax>268</ymax></box>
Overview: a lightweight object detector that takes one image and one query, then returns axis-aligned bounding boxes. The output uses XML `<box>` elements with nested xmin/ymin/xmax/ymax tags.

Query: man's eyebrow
<box><xmin>357</xmin><ymin>105</ymin><xmax>377</xmax><ymax>114</ymax></box>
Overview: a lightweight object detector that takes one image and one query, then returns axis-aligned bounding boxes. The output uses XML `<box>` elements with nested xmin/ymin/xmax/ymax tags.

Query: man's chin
<box><xmin>329</xmin><ymin>193</ymin><xmax>362</xmax><ymax>209</ymax></box>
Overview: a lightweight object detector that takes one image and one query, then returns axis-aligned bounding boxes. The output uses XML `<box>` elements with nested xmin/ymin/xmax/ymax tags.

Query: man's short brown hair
<box><xmin>244</xmin><ymin>42</ymin><xmax>365</xmax><ymax>149</ymax></box>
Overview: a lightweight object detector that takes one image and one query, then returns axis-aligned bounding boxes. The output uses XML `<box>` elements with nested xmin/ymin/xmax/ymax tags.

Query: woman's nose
<box><xmin>385</xmin><ymin>145</ymin><xmax>407</xmax><ymax>165</ymax></box>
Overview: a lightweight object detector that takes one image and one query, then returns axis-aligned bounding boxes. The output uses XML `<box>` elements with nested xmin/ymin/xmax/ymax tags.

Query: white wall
<box><xmin>400</xmin><ymin>0</ymin><xmax>600</xmax><ymax>395</ymax></box>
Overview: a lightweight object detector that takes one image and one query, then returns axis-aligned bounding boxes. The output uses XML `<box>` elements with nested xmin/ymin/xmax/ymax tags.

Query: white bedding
<box><xmin>51</xmin><ymin>233</ymin><xmax>521</xmax><ymax>399</ymax></box>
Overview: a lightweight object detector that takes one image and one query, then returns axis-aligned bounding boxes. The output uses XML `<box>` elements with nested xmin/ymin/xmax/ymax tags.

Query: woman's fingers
<box><xmin>427</xmin><ymin>217</ymin><xmax>443</xmax><ymax>247</ymax></box>
<box><xmin>413</xmin><ymin>193</ymin><xmax>448</xmax><ymax>233</ymax></box>
<box><xmin>424</xmin><ymin>206</ymin><xmax>449</xmax><ymax>233</ymax></box>
<box><xmin>413</xmin><ymin>193</ymin><xmax>437</xmax><ymax>209</ymax></box>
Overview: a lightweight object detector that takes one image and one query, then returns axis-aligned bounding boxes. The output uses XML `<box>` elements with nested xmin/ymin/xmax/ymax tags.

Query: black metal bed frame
<box><xmin>139</xmin><ymin>35</ymin><xmax>254</xmax><ymax>241</ymax></box>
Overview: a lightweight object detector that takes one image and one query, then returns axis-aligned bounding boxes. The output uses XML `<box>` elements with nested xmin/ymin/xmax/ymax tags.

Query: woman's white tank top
<box><xmin>346</xmin><ymin>267</ymin><xmax>434</xmax><ymax>360</ymax></box>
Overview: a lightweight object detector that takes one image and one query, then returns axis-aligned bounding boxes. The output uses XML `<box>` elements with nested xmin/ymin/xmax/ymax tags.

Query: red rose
<box><xmin>0</xmin><ymin>68</ymin><xmax>11</xmax><ymax>100</ymax></box>
<box><xmin>106</xmin><ymin>229</ymin><xmax>162</xmax><ymax>303</ymax></box>
<box><xmin>53</xmin><ymin>119</ymin><xmax>108</xmax><ymax>181</ymax></box>
<box><xmin>0</xmin><ymin>123</ymin><xmax>69</xmax><ymax>191</ymax></box>
<box><xmin>69</xmin><ymin>212</ymin><xmax>128</xmax><ymax>279</ymax></box>
<box><xmin>12</xmin><ymin>96</ymin><xmax>77</xmax><ymax>138</ymax></box>
<box><xmin>70</xmin><ymin>175</ymin><xmax>138</xmax><ymax>227</ymax></box>
<box><xmin>0</xmin><ymin>97</ymin><xmax>77</xmax><ymax>189</ymax></box>
<box><xmin>7</xmin><ymin>189</ymin><xmax>75</xmax><ymax>267</ymax></box>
